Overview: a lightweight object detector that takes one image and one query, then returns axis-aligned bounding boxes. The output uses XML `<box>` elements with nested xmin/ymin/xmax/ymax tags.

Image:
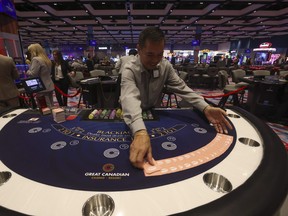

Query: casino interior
<box><xmin>0</xmin><ymin>1</ymin><xmax>288</xmax><ymax>216</ymax></box>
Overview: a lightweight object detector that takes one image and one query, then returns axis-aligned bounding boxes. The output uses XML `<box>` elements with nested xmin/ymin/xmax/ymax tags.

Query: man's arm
<box><xmin>165</xmin><ymin>67</ymin><xmax>208</xmax><ymax>112</ymax></box>
<box><xmin>165</xmin><ymin>66</ymin><xmax>232</xmax><ymax>133</ymax></box>
<box><xmin>129</xmin><ymin>129</ymin><xmax>154</xmax><ymax>169</ymax></box>
<box><xmin>120</xmin><ymin>67</ymin><xmax>145</xmax><ymax>134</ymax></box>
<box><xmin>120</xmin><ymin>66</ymin><xmax>154</xmax><ymax>168</ymax></box>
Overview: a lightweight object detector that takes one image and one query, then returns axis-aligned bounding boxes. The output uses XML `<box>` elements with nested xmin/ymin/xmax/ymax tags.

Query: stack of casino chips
<box><xmin>52</xmin><ymin>108</ymin><xmax>66</xmax><ymax>123</ymax></box>
<box><xmin>41</xmin><ymin>107</ymin><xmax>51</xmax><ymax>115</ymax></box>
<box><xmin>88</xmin><ymin>108</ymin><xmax>123</xmax><ymax>120</ymax></box>
<box><xmin>142</xmin><ymin>110</ymin><xmax>154</xmax><ymax>120</ymax></box>
<box><xmin>87</xmin><ymin>108</ymin><xmax>154</xmax><ymax>120</ymax></box>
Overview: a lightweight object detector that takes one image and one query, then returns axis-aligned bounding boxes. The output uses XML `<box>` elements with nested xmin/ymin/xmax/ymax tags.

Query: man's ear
<box><xmin>136</xmin><ymin>44</ymin><xmax>140</xmax><ymax>51</ymax></box>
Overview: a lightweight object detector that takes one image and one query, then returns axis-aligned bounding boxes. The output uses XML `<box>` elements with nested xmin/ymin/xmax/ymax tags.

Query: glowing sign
<box><xmin>259</xmin><ymin>42</ymin><xmax>272</xmax><ymax>48</ymax></box>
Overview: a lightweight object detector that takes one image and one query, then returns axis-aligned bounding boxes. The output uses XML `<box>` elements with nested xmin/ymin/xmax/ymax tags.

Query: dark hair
<box><xmin>128</xmin><ymin>49</ymin><xmax>138</xmax><ymax>56</ymax></box>
<box><xmin>52</xmin><ymin>50</ymin><xmax>64</xmax><ymax>63</ymax></box>
<box><xmin>138</xmin><ymin>27</ymin><xmax>165</xmax><ymax>48</ymax></box>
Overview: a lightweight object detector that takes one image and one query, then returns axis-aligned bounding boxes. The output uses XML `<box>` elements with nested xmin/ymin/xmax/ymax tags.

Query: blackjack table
<box><xmin>0</xmin><ymin>106</ymin><xmax>287</xmax><ymax>216</ymax></box>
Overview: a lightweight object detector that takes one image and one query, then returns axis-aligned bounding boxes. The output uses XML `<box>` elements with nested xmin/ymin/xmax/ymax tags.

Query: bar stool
<box><xmin>161</xmin><ymin>87</ymin><xmax>180</xmax><ymax>108</ymax></box>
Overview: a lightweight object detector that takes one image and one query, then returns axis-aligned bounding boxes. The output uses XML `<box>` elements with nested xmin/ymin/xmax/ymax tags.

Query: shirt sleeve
<box><xmin>26</xmin><ymin>58</ymin><xmax>41</xmax><ymax>77</ymax></box>
<box><xmin>165</xmin><ymin>67</ymin><xmax>209</xmax><ymax>112</ymax></box>
<box><xmin>120</xmin><ymin>67</ymin><xmax>146</xmax><ymax>135</ymax></box>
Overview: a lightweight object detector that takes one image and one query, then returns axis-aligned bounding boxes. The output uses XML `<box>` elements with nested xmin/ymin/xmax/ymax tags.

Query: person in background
<box><xmin>0</xmin><ymin>54</ymin><xmax>20</xmax><ymax>109</ymax></box>
<box><xmin>120</xmin><ymin>27</ymin><xmax>233</xmax><ymax>169</ymax></box>
<box><xmin>170</xmin><ymin>53</ymin><xmax>176</xmax><ymax>65</ymax></box>
<box><xmin>232</xmin><ymin>55</ymin><xmax>240</xmax><ymax>68</ymax></box>
<box><xmin>115</xmin><ymin>49</ymin><xmax>138</xmax><ymax>73</ymax></box>
<box><xmin>92</xmin><ymin>54</ymin><xmax>100</xmax><ymax>65</ymax></box>
<box><xmin>114</xmin><ymin>49</ymin><xmax>138</xmax><ymax>107</ymax></box>
<box><xmin>26</xmin><ymin>43</ymin><xmax>54</xmax><ymax>108</ymax></box>
<box><xmin>85</xmin><ymin>54</ymin><xmax>94</xmax><ymax>72</ymax></box>
<box><xmin>51</xmin><ymin>50</ymin><xmax>72</xmax><ymax>107</ymax></box>
<box><xmin>225</xmin><ymin>55</ymin><xmax>232</xmax><ymax>67</ymax></box>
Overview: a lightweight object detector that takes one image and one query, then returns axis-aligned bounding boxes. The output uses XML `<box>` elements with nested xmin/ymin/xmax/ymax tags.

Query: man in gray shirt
<box><xmin>120</xmin><ymin>27</ymin><xmax>232</xmax><ymax>169</ymax></box>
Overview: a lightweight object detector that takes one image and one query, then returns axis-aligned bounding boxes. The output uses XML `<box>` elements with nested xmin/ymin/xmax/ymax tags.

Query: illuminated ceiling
<box><xmin>14</xmin><ymin>0</ymin><xmax>288</xmax><ymax>48</ymax></box>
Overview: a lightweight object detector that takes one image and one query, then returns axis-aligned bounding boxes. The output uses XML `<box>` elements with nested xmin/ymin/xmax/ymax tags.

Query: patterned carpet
<box><xmin>63</xmin><ymin>87</ymin><xmax>287</xmax><ymax>151</ymax></box>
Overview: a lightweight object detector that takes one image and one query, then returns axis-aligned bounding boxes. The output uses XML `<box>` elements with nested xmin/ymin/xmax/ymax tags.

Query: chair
<box><xmin>161</xmin><ymin>71</ymin><xmax>189</xmax><ymax>108</ymax></box>
<box><xmin>187</xmin><ymin>67</ymin><xmax>201</xmax><ymax>87</ymax></box>
<box><xmin>161</xmin><ymin>86</ymin><xmax>180</xmax><ymax>108</ymax></box>
<box><xmin>113</xmin><ymin>74</ymin><xmax>122</xmax><ymax>108</ymax></box>
<box><xmin>252</xmin><ymin>70</ymin><xmax>270</xmax><ymax>76</ymax></box>
<box><xmin>68</xmin><ymin>71</ymin><xmax>84</xmax><ymax>88</ymax></box>
<box><xmin>111</xmin><ymin>69</ymin><xmax>119</xmax><ymax>76</ymax></box>
<box><xmin>74</xmin><ymin>71</ymin><xmax>84</xmax><ymax>82</ymax></box>
<box><xmin>202</xmin><ymin>67</ymin><xmax>219</xmax><ymax>89</ymax></box>
<box><xmin>218</xmin><ymin>70</ymin><xmax>229</xmax><ymax>90</ymax></box>
<box><xmin>90</xmin><ymin>69</ymin><xmax>105</xmax><ymax>77</ymax></box>
<box><xmin>231</xmin><ymin>69</ymin><xmax>249</xmax><ymax>87</ymax></box>
<box><xmin>195</xmin><ymin>67</ymin><xmax>207</xmax><ymax>87</ymax></box>
<box><xmin>218</xmin><ymin>69</ymin><xmax>248</xmax><ymax>108</ymax></box>
<box><xmin>279</xmin><ymin>70</ymin><xmax>288</xmax><ymax>77</ymax></box>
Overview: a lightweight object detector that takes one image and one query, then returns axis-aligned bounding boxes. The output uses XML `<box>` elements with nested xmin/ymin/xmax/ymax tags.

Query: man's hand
<box><xmin>129</xmin><ymin>130</ymin><xmax>154</xmax><ymax>169</ymax></box>
<box><xmin>203</xmin><ymin>106</ymin><xmax>233</xmax><ymax>134</ymax></box>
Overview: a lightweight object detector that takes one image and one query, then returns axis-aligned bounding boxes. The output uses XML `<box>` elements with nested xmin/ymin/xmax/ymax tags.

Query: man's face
<box><xmin>137</xmin><ymin>39</ymin><xmax>164</xmax><ymax>70</ymax></box>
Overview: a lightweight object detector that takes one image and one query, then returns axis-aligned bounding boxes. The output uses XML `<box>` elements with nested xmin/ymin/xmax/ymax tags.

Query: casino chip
<box><xmin>28</xmin><ymin>127</ymin><xmax>42</xmax><ymax>133</ymax></box>
<box><xmin>194</xmin><ymin>127</ymin><xmax>207</xmax><ymax>134</ymax></box>
<box><xmin>51</xmin><ymin>141</ymin><xmax>67</xmax><ymax>150</ymax></box>
<box><xmin>161</xmin><ymin>142</ymin><xmax>177</xmax><ymax>151</ymax></box>
<box><xmin>103</xmin><ymin>148</ymin><xmax>120</xmax><ymax>158</ymax></box>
